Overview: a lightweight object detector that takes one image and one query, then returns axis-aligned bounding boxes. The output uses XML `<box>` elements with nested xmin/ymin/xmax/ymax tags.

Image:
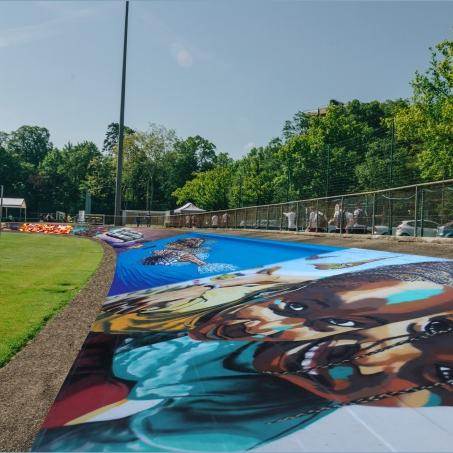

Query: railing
<box><xmin>163</xmin><ymin>179</ymin><xmax>453</xmax><ymax>239</ymax></box>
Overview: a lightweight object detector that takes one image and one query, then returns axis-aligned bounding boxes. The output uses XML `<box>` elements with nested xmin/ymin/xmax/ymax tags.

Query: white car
<box><xmin>395</xmin><ymin>220</ymin><xmax>438</xmax><ymax>237</ymax></box>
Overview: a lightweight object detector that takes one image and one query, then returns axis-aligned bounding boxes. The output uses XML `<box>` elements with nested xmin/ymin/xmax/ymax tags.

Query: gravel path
<box><xmin>0</xmin><ymin>240</ymin><xmax>116</xmax><ymax>452</ymax></box>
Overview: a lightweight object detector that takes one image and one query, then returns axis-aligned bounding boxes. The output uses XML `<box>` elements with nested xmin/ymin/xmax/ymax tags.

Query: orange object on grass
<box><xmin>19</xmin><ymin>223</ymin><xmax>73</xmax><ymax>235</ymax></box>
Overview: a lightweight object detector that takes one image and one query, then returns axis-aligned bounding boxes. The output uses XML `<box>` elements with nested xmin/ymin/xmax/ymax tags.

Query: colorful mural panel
<box><xmin>32</xmin><ymin>232</ymin><xmax>453</xmax><ymax>452</ymax></box>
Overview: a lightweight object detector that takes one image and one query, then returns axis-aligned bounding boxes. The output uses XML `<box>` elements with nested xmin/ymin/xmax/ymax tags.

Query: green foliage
<box><xmin>7</xmin><ymin>125</ymin><xmax>52</xmax><ymax>167</ymax></box>
<box><xmin>396</xmin><ymin>39</ymin><xmax>453</xmax><ymax>181</ymax></box>
<box><xmin>103</xmin><ymin>122</ymin><xmax>135</xmax><ymax>154</ymax></box>
<box><xmin>172</xmin><ymin>158</ymin><xmax>233</xmax><ymax>210</ymax></box>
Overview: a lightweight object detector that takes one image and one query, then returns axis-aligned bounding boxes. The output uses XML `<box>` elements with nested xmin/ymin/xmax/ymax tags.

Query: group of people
<box><xmin>281</xmin><ymin>204</ymin><xmax>368</xmax><ymax>233</ymax></box>
<box><xmin>171</xmin><ymin>204</ymin><xmax>368</xmax><ymax>234</ymax></box>
<box><xmin>306</xmin><ymin>203</ymin><xmax>368</xmax><ymax>233</ymax></box>
<box><xmin>181</xmin><ymin>212</ymin><xmax>229</xmax><ymax>228</ymax></box>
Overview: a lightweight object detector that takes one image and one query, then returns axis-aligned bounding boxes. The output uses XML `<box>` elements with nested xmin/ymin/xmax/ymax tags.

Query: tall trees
<box><xmin>37</xmin><ymin>141</ymin><xmax>102</xmax><ymax>212</ymax></box>
<box><xmin>161</xmin><ymin>135</ymin><xmax>217</xmax><ymax>203</ymax></box>
<box><xmin>118</xmin><ymin>124</ymin><xmax>177</xmax><ymax>210</ymax></box>
<box><xmin>396</xmin><ymin>39</ymin><xmax>453</xmax><ymax>180</ymax></box>
<box><xmin>103</xmin><ymin>122</ymin><xmax>135</xmax><ymax>154</ymax></box>
<box><xmin>7</xmin><ymin>126</ymin><xmax>52</xmax><ymax>167</ymax></box>
<box><xmin>172</xmin><ymin>155</ymin><xmax>233</xmax><ymax>210</ymax></box>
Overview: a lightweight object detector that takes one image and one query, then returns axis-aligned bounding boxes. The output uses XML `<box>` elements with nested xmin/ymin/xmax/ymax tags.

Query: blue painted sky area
<box><xmin>108</xmin><ymin>231</ymin><xmax>447</xmax><ymax>296</ymax></box>
<box><xmin>1</xmin><ymin>1</ymin><xmax>452</xmax><ymax>157</ymax></box>
<box><xmin>109</xmin><ymin>232</ymin><xmax>337</xmax><ymax>295</ymax></box>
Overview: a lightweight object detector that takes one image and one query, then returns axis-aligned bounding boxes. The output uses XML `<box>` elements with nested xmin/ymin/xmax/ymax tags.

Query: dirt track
<box><xmin>0</xmin><ymin>229</ymin><xmax>452</xmax><ymax>451</ymax></box>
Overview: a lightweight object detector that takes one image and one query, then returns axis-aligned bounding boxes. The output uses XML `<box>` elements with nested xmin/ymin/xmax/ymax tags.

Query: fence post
<box><xmin>371</xmin><ymin>192</ymin><xmax>376</xmax><ymax>235</ymax></box>
<box><xmin>295</xmin><ymin>201</ymin><xmax>300</xmax><ymax>232</ymax></box>
<box><xmin>316</xmin><ymin>199</ymin><xmax>319</xmax><ymax>231</ymax></box>
<box><xmin>414</xmin><ymin>185</ymin><xmax>419</xmax><ymax>237</ymax></box>
<box><xmin>266</xmin><ymin>206</ymin><xmax>270</xmax><ymax>230</ymax></box>
<box><xmin>340</xmin><ymin>196</ymin><xmax>344</xmax><ymax>236</ymax></box>
<box><xmin>420</xmin><ymin>189</ymin><xmax>425</xmax><ymax>237</ymax></box>
<box><xmin>280</xmin><ymin>205</ymin><xmax>283</xmax><ymax>230</ymax></box>
<box><xmin>255</xmin><ymin>207</ymin><xmax>259</xmax><ymax>229</ymax></box>
<box><xmin>388</xmin><ymin>195</ymin><xmax>393</xmax><ymax>236</ymax></box>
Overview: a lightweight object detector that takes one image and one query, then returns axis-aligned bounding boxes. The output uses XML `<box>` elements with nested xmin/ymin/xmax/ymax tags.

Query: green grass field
<box><xmin>0</xmin><ymin>232</ymin><xmax>103</xmax><ymax>367</ymax></box>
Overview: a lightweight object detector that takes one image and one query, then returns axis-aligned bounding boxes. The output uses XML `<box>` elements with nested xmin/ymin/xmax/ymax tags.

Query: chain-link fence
<box><xmin>165</xmin><ymin>179</ymin><xmax>453</xmax><ymax>238</ymax></box>
<box><xmin>5</xmin><ymin>180</ymin><xmax>452</xmax><ymax>239</ymax></box>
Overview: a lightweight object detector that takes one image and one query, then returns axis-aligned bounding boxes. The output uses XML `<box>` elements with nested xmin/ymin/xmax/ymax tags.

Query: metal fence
<box><xmin>164</xmin><ymin>179</ymin><xmax>453</xmax><ymax>238</ymax></box>
<box><xmin>8</xmin><ymin>180</ymin><xmax>453</xmax><ymax>239</ymax></box>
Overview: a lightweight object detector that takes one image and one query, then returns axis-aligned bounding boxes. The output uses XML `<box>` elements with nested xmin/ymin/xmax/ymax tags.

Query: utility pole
<box><xmin>114</xmin><ymin>1</ymin><xmax>129</xmax><ymax>226</ymax></box>
<box><xmin>389</xmin><ymin>117</ymin><xmax>395</xmax><ymax>186</ymax></box>
<box><xmin>388</xmin><ymin>118</ymin><xmax>395</xmax><ymax>235</ymax></box>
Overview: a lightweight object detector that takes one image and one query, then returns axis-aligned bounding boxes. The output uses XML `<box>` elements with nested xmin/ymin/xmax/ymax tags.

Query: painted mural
<box><xmin>32</xmin><ymin>231</ymin><xmax>453</xmax><ymax>452</ymax></box>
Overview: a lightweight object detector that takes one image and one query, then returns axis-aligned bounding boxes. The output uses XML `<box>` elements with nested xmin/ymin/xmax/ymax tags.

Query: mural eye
<box><xmin>437</xmin><ymin>364</ymin><xmax>453</xmax><ymax>382</ymax></box>
<box><xmin>327</xmin><ymin>319</ymin><xmax>357</xmax><ymax>327</ymax></box>
<box><xmin>424</xmin><ymin>318</ymin><xmax>453</xmax><ymax>335</ymax></box>
<box><xmin>287</xmin><ymin>302</ymin><xmax>306</xmax><ymax>312</ymax></box>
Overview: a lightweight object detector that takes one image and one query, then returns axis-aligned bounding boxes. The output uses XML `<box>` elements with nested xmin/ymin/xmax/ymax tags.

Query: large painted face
<box><xmin>253</xmin><ymin>312</ymin><xmax>453</xmax><ymax>406</ymax></box>
<box><xmin>190</xmin><ymin>279</ymin><xmax>453</xmax><ymax>342</ymax></box>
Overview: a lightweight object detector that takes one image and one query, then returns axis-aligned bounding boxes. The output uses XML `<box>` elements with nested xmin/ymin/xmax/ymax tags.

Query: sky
<box><xmin>0</xmin><ymin>1</ymin><xmax>452</xmax><ymax>159</ymax></box>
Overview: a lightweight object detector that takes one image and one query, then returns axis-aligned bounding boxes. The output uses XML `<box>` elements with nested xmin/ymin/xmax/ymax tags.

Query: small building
<box><xmin>0</xmin><ymin>197</ymin><xmax>27</xmax><ymax>221</ymax></box>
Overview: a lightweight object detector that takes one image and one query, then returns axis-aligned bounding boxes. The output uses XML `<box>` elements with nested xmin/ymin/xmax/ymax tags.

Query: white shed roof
<box><xmin>1</xmin><ymin>197</ymin><xmax>26</xmax><ymax>209</ymax></box>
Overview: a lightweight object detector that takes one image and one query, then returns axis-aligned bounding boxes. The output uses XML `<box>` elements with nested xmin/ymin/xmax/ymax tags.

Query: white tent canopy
<box><xmin>1</xmin><ymin>198</ymin><xmax>26</xmax><ymax>209</ymax></box>
<box><xmin>174</xmin><ymin>202</ymin><xmax>205</xmax><ymax>214</ymax></box>
<box><xmin>0</xmin><ymin>197</ymin><xmax>27</xmax><ymax>221</ymax></box>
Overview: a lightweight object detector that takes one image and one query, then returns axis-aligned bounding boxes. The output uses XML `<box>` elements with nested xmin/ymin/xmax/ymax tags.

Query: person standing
<box><xmin>306</xmin><ymin>206</ymin><xmax>327</xmax><ymax>232</ymax></box>
<box><xmin>351</xmin><ymin>206</ymin><xmax>367</xmax><ymax>234</ymax></box>
<box><xmin>222</xmin><ymin>212</ymin><xmax>228</xmax><ymax>228</ymax></box>
<box><xmin>283</xmin><ymin>209</ymin><xmax>297</xmax><ymax>230</ymax></box>
<box><xmin>329</xmin><ymin>203</ymin><xmax>347</xmax><ymax>233</ymax></box>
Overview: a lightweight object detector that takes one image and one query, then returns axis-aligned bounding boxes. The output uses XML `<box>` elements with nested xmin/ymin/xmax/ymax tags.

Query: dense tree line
<box><xmin>0</xmin><ymin>38</ymin><xmax>451</xmax><ymax>215</ymax></box>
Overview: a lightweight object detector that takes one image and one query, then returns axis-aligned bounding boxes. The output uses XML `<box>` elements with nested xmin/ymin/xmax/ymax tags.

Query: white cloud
<box><xmin>175</xmin><ymin>47</ymin><xmax>193</xmax><ymax>68</ymax></box>
<box><xmin>0</xmin><ymin>4</ymin><xmax>94</xmax><ymax>49</ymax></box>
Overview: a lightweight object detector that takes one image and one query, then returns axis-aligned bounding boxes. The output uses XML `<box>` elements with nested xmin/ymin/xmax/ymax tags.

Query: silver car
<box><xmin>395</xmin><ymin>220</ymin><xmax>438</xmax><ymax>237</ymax></box>
<box><xmin>437</xmin><ymin>221</ymin><xmax>453</xmax><ymax>238</ymax></box>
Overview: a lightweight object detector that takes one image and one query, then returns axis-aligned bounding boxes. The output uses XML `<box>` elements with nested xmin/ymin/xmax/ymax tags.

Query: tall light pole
<box><xmin>114</xmin><ymin>0</ymin><xmax>129</xmax><ymax>225</ymax></box>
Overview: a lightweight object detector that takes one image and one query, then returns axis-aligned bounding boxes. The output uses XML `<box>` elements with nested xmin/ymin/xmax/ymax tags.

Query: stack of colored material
<box><xmin>19</xmin><ymin>223</ymin><xmax>73</xmax><ymax>235</ymax></box>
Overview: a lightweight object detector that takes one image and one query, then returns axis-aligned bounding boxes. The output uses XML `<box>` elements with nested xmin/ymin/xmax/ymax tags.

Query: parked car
<box><xmin>372</xmin><ymin>225</ymin><xmax>392</xmax><ymax>235</ymax></box>
<box><xmin>395</xmin><ymin>220</ymin><xmax>438</xmax><ymax>237</ymax></box>
<box><xmin>437</xmin><ymin>221</ymin><xmax>453</xmax><ymax>238</ymax></box>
